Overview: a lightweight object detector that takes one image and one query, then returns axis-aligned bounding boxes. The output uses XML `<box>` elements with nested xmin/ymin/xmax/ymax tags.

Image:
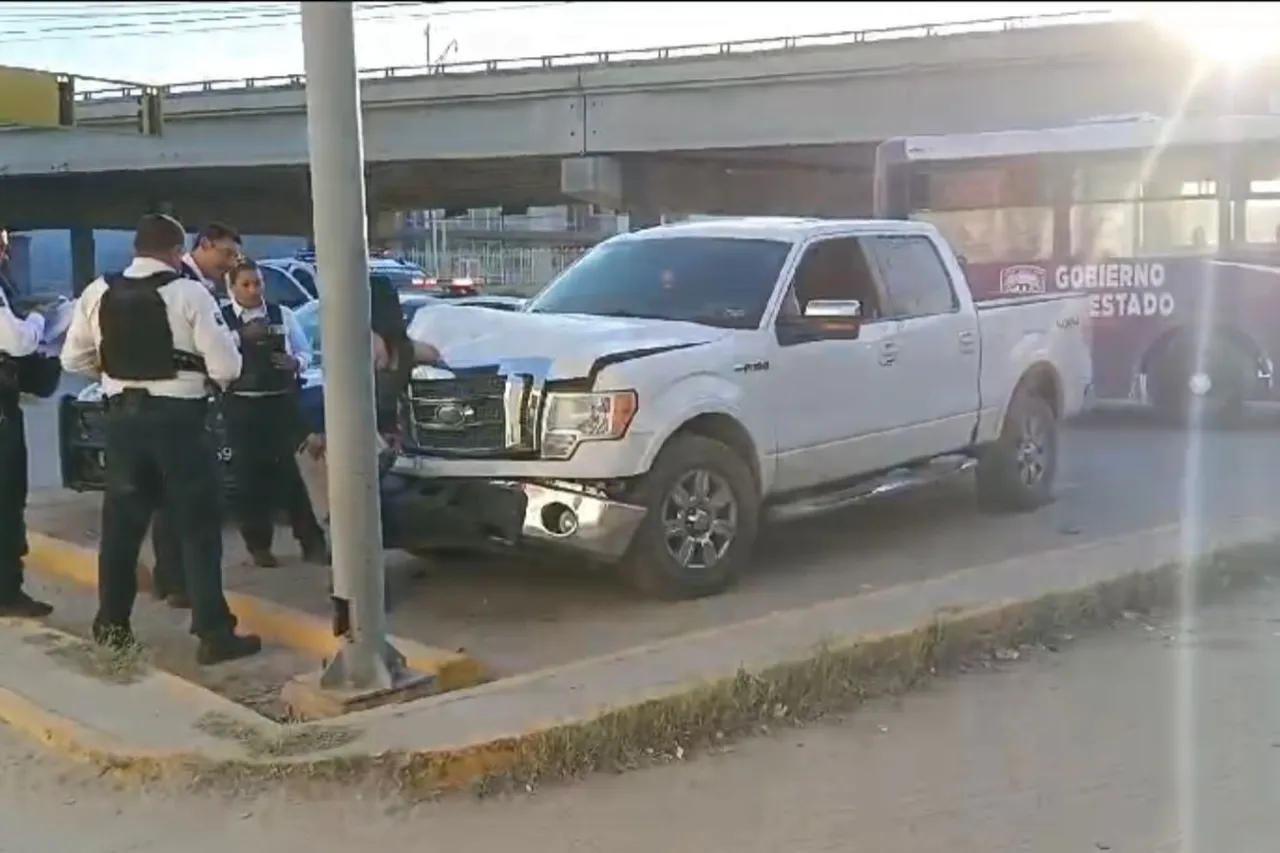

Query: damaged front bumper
<box><xmin>384</xmin><ymin>465</ymin><xmax>647</xmax><ymax>562</ymax></box>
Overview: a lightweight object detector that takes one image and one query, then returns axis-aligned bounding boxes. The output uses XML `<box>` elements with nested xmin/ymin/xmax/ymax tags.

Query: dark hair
<box><xmin>229</xmin><ymin>257</ymin><xmax>259</xmax><ymax>283</ymax></box>
<box><xmin>369</xmin><ymin>273</ymin><xmax>407</xmax><ymax>347</ymax></box>
<box><xmin>195</xmin><ymin>221</ymin><xmax>242</xmax><ymax>248</ymax></box>
<box><xmin>133</xmin><ymin>213</ymin><xmax>187</xmax><ymax>256</ymax></box>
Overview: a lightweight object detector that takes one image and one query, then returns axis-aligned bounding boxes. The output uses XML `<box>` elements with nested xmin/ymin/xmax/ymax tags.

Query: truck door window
<box><xmin>867</xmin><ymin>235</ymin><xmax>959</xmax><ymax>319</ymax></box>
<box><xmin>783</xmin><ymin>236</ymin><xmax>881</xmax><ymax>321</ymax></box>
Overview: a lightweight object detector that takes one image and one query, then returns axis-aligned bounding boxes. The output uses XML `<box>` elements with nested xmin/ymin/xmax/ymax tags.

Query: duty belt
<box><xmin>173</xmin><ymin>350</ymin><xmax>207</xmax><ymax>374</ymax></box>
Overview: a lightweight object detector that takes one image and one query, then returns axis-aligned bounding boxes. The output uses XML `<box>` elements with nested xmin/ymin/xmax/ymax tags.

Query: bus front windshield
<box><xmin>526</xmin><ymin>236</ymin><xmax>792</xmax><ymax>329</ymax></box>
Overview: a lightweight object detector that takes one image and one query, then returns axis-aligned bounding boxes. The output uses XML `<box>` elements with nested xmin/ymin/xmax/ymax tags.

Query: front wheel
<box><xmin>976</xmin><ymin>389</ymin><xmax>1058</xmax><ymax>513</ymax></box>
<box><xmin>620</xmin><ymin>433</ymin><xmax>760</xmax><ymax>600</ymax></box>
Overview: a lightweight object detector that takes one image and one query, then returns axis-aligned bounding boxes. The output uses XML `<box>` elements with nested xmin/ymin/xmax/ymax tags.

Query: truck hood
<box><xmin>407</xmin><ymin>305</ymin><xmax>728</xmax><ymax>380</ymax></box>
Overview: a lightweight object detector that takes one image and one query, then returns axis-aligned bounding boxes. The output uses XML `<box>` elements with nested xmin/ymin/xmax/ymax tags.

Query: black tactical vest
<box><xmin>99</xmin><ymin>271</ymin><xmax>207</xmax><ymax>381</ymax></box>
<box><xmin>221</xmin><ymin>302</ymin><xmax>294</xmax><ymax>395</ymax></box>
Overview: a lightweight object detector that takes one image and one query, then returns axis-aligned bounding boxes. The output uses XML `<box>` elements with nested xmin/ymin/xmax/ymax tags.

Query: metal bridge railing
<box><xmin>75</xmin><ymin>8</ymin><xmax>1124</xmax><ymax>105</ymax></box>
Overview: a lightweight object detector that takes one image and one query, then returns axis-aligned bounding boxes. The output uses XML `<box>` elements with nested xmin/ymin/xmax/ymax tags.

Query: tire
<box><xmin>976</xmin><ymin>388</ymin><xmax>1058</xmax><ymax>514</ymax></box>
<box><xmin>620</xmin><ymin>433</ymin><xmax>761</xmax><ymax>600</ymax></box>
<box><xmin>1148</xmin><ymin>337</ymin><xmax>1249</xmax><ymax>427</ymax></box>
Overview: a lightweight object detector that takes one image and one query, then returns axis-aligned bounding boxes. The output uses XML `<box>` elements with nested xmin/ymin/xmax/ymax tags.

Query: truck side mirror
<box><xmin>802</xmin><ymin>299</ymin><xmax>862</xmax><ymax>339</ymax></box>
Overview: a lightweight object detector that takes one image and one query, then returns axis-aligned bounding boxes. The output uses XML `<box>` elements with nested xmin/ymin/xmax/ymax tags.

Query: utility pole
<box><xmin>296</xmin><ymin>1</ymin><xmax>418</xmax><ymax>699</ymax></box>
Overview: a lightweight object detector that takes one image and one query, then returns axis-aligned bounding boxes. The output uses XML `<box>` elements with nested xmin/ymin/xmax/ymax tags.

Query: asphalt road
<box><xmin>22</xmin><ymin>391</ymin><xmax>1280</xmax><ymax>675</ymax></box>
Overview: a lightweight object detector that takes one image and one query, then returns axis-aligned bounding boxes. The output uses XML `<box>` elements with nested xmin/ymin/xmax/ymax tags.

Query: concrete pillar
<box><xmin>70</xmin><ymin>227</ymin><xmax>95</xmax><ymax>296</ymax></box>
<box><xmin>561</xmin><ymin>155</ymin><xmax>623</xmax><ymax>210</ymax></box>
<box><xmin>627</xmin><ymin>207</ymin><xmax>664</xmax><ymax>231</ymax></box>
<box><xmin>363</xmin><ymin>173</ymin><xmax>401</xmax><ymax>252</ymax></box>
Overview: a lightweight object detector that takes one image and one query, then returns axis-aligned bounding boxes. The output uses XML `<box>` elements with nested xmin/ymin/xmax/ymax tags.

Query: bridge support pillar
<box><xmin>626</xmin><ymin>208</ymin><xmax>664</xmax><ymax>230</ymax></box>
<box><xmin>560</xmin><ymin>155</ymin><xmax>623</xmax><ymax>210</ymax></box>
<box><xmin>70</xmin><ymin>227</ymin><xmax>95</xmax><ymax>296</ymax></box>
<box><xmin>363</xmin><ymin>174</ymin><xmax>402</xmax><ymax>252</ymax></box>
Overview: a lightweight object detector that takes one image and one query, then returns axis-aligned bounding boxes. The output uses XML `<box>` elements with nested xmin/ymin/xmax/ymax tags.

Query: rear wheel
<box><xmin>976</xmin><ymin>388</ymin><xmax>1058</xmax><ymax>513</ymax></box>
<box><xmin>621</xmin><ymin>433</ymin><xmax>760</xmax><ymax>600</ymax></box>
<box><xmin>1148</xmin><ymin>337</ymin><xmax>1250</xmax><ymax>427</ymax></box>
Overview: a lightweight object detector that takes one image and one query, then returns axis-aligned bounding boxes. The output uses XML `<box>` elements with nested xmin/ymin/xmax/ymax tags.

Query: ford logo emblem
<box><xmin>434</xmin><ymin>403</ymin><xmax>474</xmax><ymax>428</ymax></box>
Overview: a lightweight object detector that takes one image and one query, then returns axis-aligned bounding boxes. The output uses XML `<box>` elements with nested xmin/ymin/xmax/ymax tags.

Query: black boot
<box><xmin>248</xmin><ymin>549</ymin><xmax>279</xmax><ymax>568</ymax></box>
<box><xmin>91</xmin><ymin>620</ymin><xmax>136</xmax><ymax>651</ymax></box>
<box><xmin>300</xmin><ymin>537</ymin><xmax>330</xmax><ymax>565</ymax></box>
<box><xmin>196</xmin><ymin>632</ymin><xmax>263</xmax><ymax>666</ymax></box>
<box><xmin>0</xmin><ymin>591</ymin><xmax>53</xmax><ymax>619</ymax></box>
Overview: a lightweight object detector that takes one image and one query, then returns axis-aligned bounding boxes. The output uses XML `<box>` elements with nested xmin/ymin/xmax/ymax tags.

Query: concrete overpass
<box><xmin>1</xmin><ymin>11</ymin><xmax>1268</xmax><ymax>236</ymax></box>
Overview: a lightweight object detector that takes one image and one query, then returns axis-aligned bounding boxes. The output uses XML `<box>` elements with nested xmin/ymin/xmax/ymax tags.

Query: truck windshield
<box><xmin>526</xmin><ymin>236</ymin><xmax>791</xmax><ymax>329</ymax></box>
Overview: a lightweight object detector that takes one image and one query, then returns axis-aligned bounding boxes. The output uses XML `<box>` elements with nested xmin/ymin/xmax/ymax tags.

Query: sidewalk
<box><xmin>5</xmin><ymin>575</ymin><xmax>1280</xmax><ymax>851</ymax></box>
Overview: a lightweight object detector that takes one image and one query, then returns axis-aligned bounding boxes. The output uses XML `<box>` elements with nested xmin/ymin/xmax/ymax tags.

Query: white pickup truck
<box><xmin>390</xmin><ymin>217</ymin><xmax>1093</xmax><ymax>598</ymax></box>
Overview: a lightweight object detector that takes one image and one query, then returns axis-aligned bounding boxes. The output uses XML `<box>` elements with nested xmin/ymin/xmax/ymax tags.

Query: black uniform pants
<box><xmin>150</xmin><ymin>509</ymin><xmax>184</xmax><ymax>598</ymax></box>
<box><xmin>0</xmin><ymin>391</ymin><xmax>28</xmax><ymax>600</ymax></box>
<box><xmin>98</xmin><ymin>392</ymin><xmax>236</xmax><ymax>638</ymax></box>
<box><xmin>224</xmin><ymin>393</ymin><xmax>323</xmax><ymax>554</ymax></box>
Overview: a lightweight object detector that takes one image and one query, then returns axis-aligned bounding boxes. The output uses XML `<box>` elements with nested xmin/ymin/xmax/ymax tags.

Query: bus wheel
<box><xmin>1149</xmin><ymin>337</ymin><xmax>1248</xmax><ymax>427</ymax></box>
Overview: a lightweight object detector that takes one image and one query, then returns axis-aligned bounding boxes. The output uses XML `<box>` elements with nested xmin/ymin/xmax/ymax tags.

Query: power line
<box><xmin>0</xmin><ymin>3</ymin><xmax>270</xmax><ymax>22</ymax></box>
<box><xmin>0</xmin><ymin>2</ymin><xmax>411</xmax><ymax>38</ymax></box>
<box><xmin>0</xmin><ymin>1</ymin><xmax>568</xmax><ymax>42</ymax></box>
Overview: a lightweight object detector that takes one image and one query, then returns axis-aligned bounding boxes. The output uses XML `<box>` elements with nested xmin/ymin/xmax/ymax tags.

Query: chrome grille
<box><xmin>405</xmin><ymin>373</ymin><xmax>510</xmax><ymax>454</ymax></box>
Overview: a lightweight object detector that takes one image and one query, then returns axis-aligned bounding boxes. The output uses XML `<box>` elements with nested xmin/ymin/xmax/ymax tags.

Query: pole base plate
<box><xmin>281</xmin><ymin>639</ymin><xmax>438</xmax><ymax>720</ymax></box>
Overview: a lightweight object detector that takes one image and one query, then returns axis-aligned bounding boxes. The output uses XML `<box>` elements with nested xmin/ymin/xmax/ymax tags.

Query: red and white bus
<box><xmin>873</xmin><ymin>113</ymin><xmax>1280</xmax><ymax>420</ymax></box>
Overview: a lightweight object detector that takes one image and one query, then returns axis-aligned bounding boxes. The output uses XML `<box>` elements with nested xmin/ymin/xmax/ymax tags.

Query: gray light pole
<box><xmin>299</xmin><ymin>1</ymin><xmax>407</xmax><ymax>693</ymax></box>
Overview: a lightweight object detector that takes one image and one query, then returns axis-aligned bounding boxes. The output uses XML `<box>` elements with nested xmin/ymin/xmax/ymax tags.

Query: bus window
<box><xmin>1238</xmin><ymin>150</ymin><xmax>1280</xmax><ymax>244</ymax></box>
<box><xmin>1070</xmin><ymin>202</ymin><xmax>1135</xmax><ymax>258</ymax></box>
<box><xmin>1138</xmin><ymin>153</ymin><xmax>1218</xmax><ymax>254</ymax></box>
<box><xmin>919</xmin><ymin>207</ymin><xmax>1052</xmax><ymax>264</ymax></box>
<box><xmin>1071</xmin><ymin>152</ymin><xmax>1218</xmax><ymax>256</ymax></box>
<box><xmin>1242</xmin><ymin>198</ymin><xmax>1280</xmax><ymax>244</ymax></box>
<box><xmin>1139</xmin><ymin>195</ymin><xmax>1218</xmax><ymax>254</ymax></box>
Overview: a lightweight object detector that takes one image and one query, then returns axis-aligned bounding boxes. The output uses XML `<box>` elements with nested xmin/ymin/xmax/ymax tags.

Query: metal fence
<box><xmin>400</xmin><ymin>243</ymin><xmax>588</xmax><ymax>295</ymax></box>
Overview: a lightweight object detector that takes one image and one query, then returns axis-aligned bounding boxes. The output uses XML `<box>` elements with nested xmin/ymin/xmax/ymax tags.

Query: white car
<box><xmin>386</xmin><ymin>217</ymin><xmax>1092</xmax><ymax>598</ymax></box>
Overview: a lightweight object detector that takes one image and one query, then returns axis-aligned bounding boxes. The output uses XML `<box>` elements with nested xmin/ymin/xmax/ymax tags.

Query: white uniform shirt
<box><xmin>0</xmin><ymin>288</ymin><xmax>44</xmax><ymax>359</ymax></box>
<box><xmin>224</xmin><ymin>300</ymin><xmax>313</xmax><ymax>372</ymax></box>
<box><xmin>61</xmin><ymin>257</ymin><xmax>242</xmax><ymax>399</ymax></box>
<box><xmin>181</xmin><ymin>252</ymin><xmax>220</xmax><ymax>294</ymax></box>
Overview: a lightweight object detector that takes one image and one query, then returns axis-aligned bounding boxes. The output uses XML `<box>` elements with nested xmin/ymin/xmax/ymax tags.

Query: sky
<box><xmin>0</xmin><ymin>1</ymin><xmax>1126</xmax><ymax>87</ymax></box>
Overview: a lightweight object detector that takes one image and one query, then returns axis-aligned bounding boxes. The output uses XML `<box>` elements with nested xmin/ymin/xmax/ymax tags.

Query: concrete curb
<box><xmin>5</xmin><ymin>517</ymin><xmax>1279</xmax><ymax>797</ymax></box>
<box><xmin>23</xmin><ymin>532</ymin><xmax>486</xmax><ymax>692</ymax></box>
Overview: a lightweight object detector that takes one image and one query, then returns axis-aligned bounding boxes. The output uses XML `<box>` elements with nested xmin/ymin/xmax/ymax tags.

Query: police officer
<box><xmin>0</xmin><ymin>229</ymin><xmax>54</xmax><ymax>618</ymax></box>
<box><xmin>61</xmin><ymin>214</ymin><xmax>261</xmax><ymax>664</ymax></box>
<box><xmin>221</xmin><ymin>258</ymin><xmax>326</xmax><ymax>567</ymax></box>
<box><xmin>151</xmin><ymin>221</ymin><xmax>243</xmax><ymax>608</ymax></box>
<box><xmin>182</xmin><ymin>222</ymin><xmax>242</xmax><ymax>298</ymax></box>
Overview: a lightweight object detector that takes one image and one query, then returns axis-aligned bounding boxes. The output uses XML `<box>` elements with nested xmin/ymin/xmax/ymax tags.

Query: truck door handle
<box><xmin>958</xmin><ymin>331</ymin><xmax>976</xmax><ymax>343</ymax></box>
<box><xmin>958</xmin><ymin>330</ymin><xmax>977</xmax><ymax>354</ymax></box>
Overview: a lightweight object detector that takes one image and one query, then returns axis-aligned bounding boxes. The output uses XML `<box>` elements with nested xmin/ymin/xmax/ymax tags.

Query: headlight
<box><xmin>541</xmin><ymin>390</ymin><xmax>638</xmax><ymax>460</ymax></box>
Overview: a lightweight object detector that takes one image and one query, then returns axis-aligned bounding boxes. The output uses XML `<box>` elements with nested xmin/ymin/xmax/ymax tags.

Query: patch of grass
<box><xmin>92</xmin><ymin>539</ymin><xmax>1280</xmax><ymax>800</ymax></box>
<box><xmin>43</xmin><ymin>637</ymin><xmax>149</xmax><ymax>686</ymax></box>
<box><xmin>193</xmin><ymin>711</ymin><xmax>362</xmax><ymax>758</ymax></box>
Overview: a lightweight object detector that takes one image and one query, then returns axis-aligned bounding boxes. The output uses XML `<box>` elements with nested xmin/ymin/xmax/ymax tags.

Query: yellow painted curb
<box><xmin>24</xmin><ymin>532</ymin><xmax>486</xmax><ymax>692</ymax></box>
